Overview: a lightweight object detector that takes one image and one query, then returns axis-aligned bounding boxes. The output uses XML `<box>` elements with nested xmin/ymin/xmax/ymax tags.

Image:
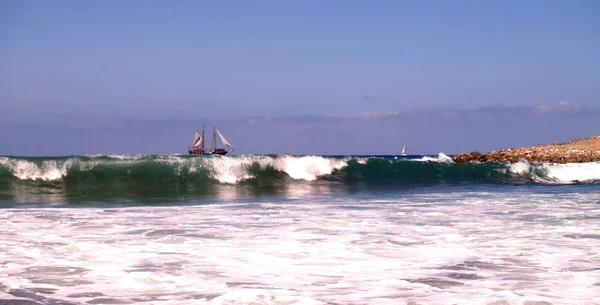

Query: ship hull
<box><xmin>188</xmin><ymin>150</ymin><xmax>228</xmax><ymax>155</ymax></box>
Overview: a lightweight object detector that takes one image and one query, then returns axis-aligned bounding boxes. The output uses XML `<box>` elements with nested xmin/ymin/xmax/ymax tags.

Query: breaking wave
<box><xmin>1</xmin><ymin>154</ymin><xmax>599</xmax><ymax>204</ymax></box>
<box><xmin>1</xmin><ymin>154</ymin><xmax>599</xmax><ymax>184</ymax></box>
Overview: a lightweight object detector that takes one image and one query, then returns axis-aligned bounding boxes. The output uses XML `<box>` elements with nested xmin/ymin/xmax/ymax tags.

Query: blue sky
<box><xmin>1</xmin><ymin>0</ymin><xmax>599</xmax><ymax>155</ymax></box>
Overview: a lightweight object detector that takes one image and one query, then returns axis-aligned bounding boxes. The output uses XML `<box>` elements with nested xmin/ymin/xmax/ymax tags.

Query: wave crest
<box><xmin>1</xmin><ymin>154</ymin><xmax>599</xmax><ymax>186</ymax></box>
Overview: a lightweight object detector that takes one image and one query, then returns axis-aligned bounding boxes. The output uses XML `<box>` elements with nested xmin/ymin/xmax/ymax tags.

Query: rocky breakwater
<box><xmin>454</xmin><ymin>135</ymin><xmax>600</xmax><ymax>164</ymax></box>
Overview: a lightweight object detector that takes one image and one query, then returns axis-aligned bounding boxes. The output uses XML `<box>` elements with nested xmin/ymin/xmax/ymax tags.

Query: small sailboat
<box><xmin>188</xmin><ymin>126</ymin><xmax>233</xmax><ymax>155</ymax></box>
<box><xmin>400</xmin><ymin>145</ymin><xmax>408</xmax><ymax>156</ymax></box>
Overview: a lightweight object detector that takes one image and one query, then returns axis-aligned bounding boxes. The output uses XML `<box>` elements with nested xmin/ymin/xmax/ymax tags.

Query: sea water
<box><xmin>0</xmin><ymin>154</ymin><xmax>599</xmax><ymax>305</ymax></box>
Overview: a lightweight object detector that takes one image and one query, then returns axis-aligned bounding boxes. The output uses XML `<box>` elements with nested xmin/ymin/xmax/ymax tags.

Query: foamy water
<box><xmin>1</xmin><ymin>189</ymin><xmax>599</xmax><ymax>304</ymax></box>
<box><xmin>203</xmin><ymin>155</ymin><xmax>349</xmax><ymax>183</ymax></box>
<box><xmin>2</xmin><ymin>154</ymin><xmax>600</xmax><ymax>185</ymax></box>
<box><xmin>416</xmin><ymin>153</ymin><xmax>455</xmax><ymax>163</ymax></box>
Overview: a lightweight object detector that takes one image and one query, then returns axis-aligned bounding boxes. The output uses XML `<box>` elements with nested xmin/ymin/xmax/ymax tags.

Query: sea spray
<box><xmin>2</xmin><ymin>155</ymin><xmax>599</xmax><ymax>186</ymax></box>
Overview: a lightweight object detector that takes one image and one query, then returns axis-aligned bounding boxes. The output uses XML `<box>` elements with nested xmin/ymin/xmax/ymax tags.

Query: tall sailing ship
<box><xmin>188</xmin><ymin>126</ymin><xmax>233</xmax><ymax>155</ymax></box>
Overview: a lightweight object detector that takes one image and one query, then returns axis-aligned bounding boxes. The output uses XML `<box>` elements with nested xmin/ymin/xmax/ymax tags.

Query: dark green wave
<box><xmin>0</xmin><ymin>154</ymin><xmax>583</xmax><ymax>205</ymax></box>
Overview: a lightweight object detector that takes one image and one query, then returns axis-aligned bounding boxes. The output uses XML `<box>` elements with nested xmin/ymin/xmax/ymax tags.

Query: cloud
<box><xmin>240</xmin><ymin>101</ymin><xmax>592</xmax><ymax>128</ymax></box>
<box><xmin>457</xmin><ymin>101</ymin><xmax>587</xmax><ymax>121</ymax></box>
<box><xmin>3</xmin><ymin>101</ymin><xmax>593</xmax><ymax>131</ymax></box>
<box><xmin>2</xmin><ymin>101</ymin><xmax>597</xmax><ymax>156</ymax></box>
<box><xmin>361</xmin><ymin>95</ymin><xmax>375</xmax><ymax>100</ymax></box>
<box><xmin>245</xmin><ymin>111</ymin><xmax>404</xmax><ymax>126</ymax></box>
<box><xmin>354</xmin><ymin>111</ymin><xmax>401</xmax><ymax>120</ymax></box>
<box><xmin>247</xmin><ymin>114</ymin><xmax>327</xmax><ymax>125</ymax></box>
<box><xmin>532</xmin><ymin>101</ymin><xmax>584</xmax><ymax>113</ymax></box>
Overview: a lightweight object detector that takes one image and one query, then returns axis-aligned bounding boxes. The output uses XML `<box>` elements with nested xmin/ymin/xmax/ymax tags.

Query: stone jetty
<box><xmin>453</xmin><ymin>135</ymin><xmax>600</xmax><ymax>164</ymax></box>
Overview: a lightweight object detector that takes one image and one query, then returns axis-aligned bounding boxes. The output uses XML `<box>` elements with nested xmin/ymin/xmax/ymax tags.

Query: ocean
<box><xmin>0</xmin><ymin>154</ymin><xmax>599</xmax><ymax>305</ymax></box>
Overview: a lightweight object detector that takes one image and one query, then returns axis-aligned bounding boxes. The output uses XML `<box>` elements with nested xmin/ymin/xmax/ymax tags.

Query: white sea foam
<box><xmin>85</xmin><ymin>153</ymin><xmax>147</xmax><ymax>160</ymax></box>
<box><xmin>149</xmin><ymin>155</ymin><xmax>349</xmax><ymax>183</ymax></box>
<box><xmin>105</xmin><ymin>154</ymin><xmax>147</xmax><ymax>160</ymax></box>
<box><xmin>543</xmin><ymin>161</ymin><xmax>600</xmax><ymax>183</ymax></box>
<box><xmin>85</xmin><ymin>153</ymin><xmax>105</xmax><ymax>158</ymax></box>
<box><xmin>271</xmin><ymin>155</ymin><xmax>348</xmax><ymax>181</ymax></box>
<box><xmin>416</xmin><ymin>152</ymin><xmax>455</xmax><ymax>163</ymax></box>
<box><xmin>3</xmin><ymin>155</ymin><xmax>600</xmax><ymax>185</ymax></box>
<box><xmin>207</xmin><ymin>155</ymin><xmax>257</xmax><ymax>184</ymax></box>
<box><xmin>509</xmin><ymin>158</ymin><xmax>531</xmax><ymax>174</ymax></box>
<box><xmin>1</xmin><ymin>190</ymin><xmax>599</xmax><ymax>304</ymax></box>
<box><xmin>506</xmin><ymin>159</ymin><xmax>600</xmax><ymax>183</ymax></box>
<box><xmin>208</xmin><ymin>155</ymin><xmax>349</xmax><ymax>183</ymax></box>
<box><xmin>0</xmin><ymin>157</ymin><xmax>74</xmax><ymax>181</ymax></box>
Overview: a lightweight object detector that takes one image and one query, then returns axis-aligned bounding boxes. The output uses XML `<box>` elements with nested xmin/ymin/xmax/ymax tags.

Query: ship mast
<box><xmin>212</xmin><ymin>127</ymin><xmax>217</xmax><ymax>151</ymax></box>
<box><xmin>202</xmin><ymin>125</ymin><xmax>205</xmax><ymax>150</ymax></box>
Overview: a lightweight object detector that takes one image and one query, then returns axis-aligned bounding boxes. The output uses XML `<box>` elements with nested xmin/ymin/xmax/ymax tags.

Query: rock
<box><xmin>453</xmin><ymin>135</ymin><xmax>600</xmax><ymax>164</ymax></box>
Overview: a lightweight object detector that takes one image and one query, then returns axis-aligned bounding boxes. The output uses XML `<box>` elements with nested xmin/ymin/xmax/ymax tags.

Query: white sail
<box><xmin>193</xmin><ymin>135</ymin><xmax>204</xmax><ymax>148</ymax></box>
<box><xmin>216</xmin><ymin>129</ymin><xmax>233</xmax><ymax>149</ymax></box>
<box><xmin>400</xmin><ymin>145</ymin><xmax>408</xmax><ymax>156</ymax></box>
<box><xmin>192</xmin><ymin>131</ymin><xmax>204</xmax><ymax>148</ymax></box>
<box><xmin>192</xmin><ymin>131</ymin><xmax>201</xmax><ymax>147</ymax></box>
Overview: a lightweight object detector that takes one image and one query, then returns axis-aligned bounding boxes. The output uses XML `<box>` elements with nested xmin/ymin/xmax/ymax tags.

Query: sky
<box><xmin>1</xmin><ymin>0</ymin><xmax>599</xmax><ymax>155</ymax></box>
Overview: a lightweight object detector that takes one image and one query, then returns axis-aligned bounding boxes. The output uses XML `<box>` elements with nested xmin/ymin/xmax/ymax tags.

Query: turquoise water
<box><xmin>0</xmin><ymin>154</ymin><xmax>594</xmax><ymax>206</ymax></box>
<box><xmin>1</xmin><ymin>154</ymin><xmax>599</xmax><ymax>304</ymax></box>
